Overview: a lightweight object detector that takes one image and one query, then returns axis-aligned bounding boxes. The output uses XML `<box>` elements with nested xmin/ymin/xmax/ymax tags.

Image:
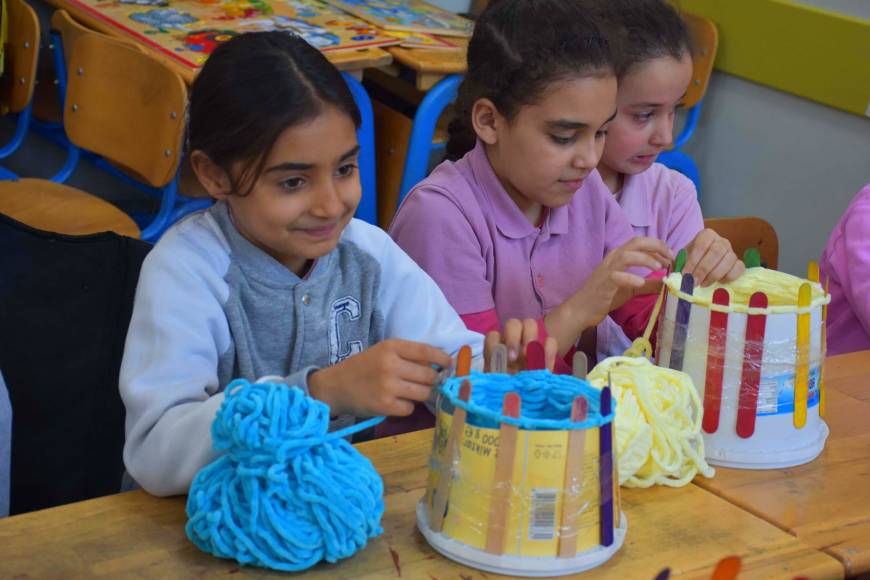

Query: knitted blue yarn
<box><xmin>185</xmin><ymin>380</ymin><xmax>385</xmax><ymax>572</ymax></box>
<box><xmin>440</xmin><ymin>370</ymin><xmax>614</xmax><ymax>430</ymax></box>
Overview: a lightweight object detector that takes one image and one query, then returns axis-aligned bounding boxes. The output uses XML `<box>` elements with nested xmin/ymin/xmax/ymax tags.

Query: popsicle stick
<box><xmin>654</xmin><ymin>264</ymin><xmax>672</xmax><ymax>365</ymax></box>
<box><xmin>485</xmin><ymin>391</ymin><xmax>520</xmax><ymax>555</ymax></box>
<box><xmin>807</xmin><ymin>260</ymin><xmax>820</xmax><ymax>283</ymax></box>
<box><xmin>572</xmin><ymin>351</ymin><xmax>588</xmax><ymax>379</ymax></box>
<box><xmin>820</xmin><ymin>276</ymin><xmax>829</xmax><ymax>416</ymax></box>
<box><xmin>525</xmin><ymin>340</ymin><xmax>546</xmax><ymax>370</ymax></box>
<box><xmin>558</xmin><ymin>396</ymin><xmax>588</xmax><ymax>558</ymax></box>
<box><xmin>668</xmin><ymin>273</ymin><xmax>695</xmax><ymax>372</ymax></box>
<box><xmin>489</xmin><ymin>343</ymin><xmax>508</xmax><ymax>374</ymax></box>
<box><xmin>743</xmin><ymin>248</ymin><xmax>761</xmax><ymax>268</ymax></box>
<box><xmin>599</xmin><ymin>381</ymin><xmax>614</xmax><ymax>547</ymax></box>
<box><xmin>456</xmin><ymin>344</ymin><xmax>472</xmax><ymax>377</ymax></box>
<box><xmin>736</xmin><ymin>292</ymin><xmax>768</xmax><ymax>438</ymax></box>
<box><xmin>430</xmin><ymin>379</ymin><xmax>471</xmax><ymax>532</ymax></box>
<box><xmin>794</xmin><ymin>283</ymin><xmax>811</xmax><ymax>428</ymax></box>
<box><xmin>711</xmin><ymin>555</ymin><xmax>742</xmax><ymax>580</ymax></box>
<box><xmin>674</xmin><ymin>248</ymin><xmax>687</xmax><ymax>273</ymax></box>
<box><xmin>703</xmin><ymin>288</ymin><xmax>730</xmax><ymax>434</ymax></box>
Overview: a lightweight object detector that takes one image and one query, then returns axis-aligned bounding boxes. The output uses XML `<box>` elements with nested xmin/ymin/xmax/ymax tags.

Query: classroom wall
<box><xmin>684</xmin><ymin>75</ymin><xmax>870</xmax><ymax>277</ymax></box>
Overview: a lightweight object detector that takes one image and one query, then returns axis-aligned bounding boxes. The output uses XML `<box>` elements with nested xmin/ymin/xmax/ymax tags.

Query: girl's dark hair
<box><xmin>188</xmin><ymin>32</ymin><xmax>361</xmax><ymax>196</ymax></box>
<box><xmin>445</xmin><ymin>0</ymin><xmax>616</xmax><ymax>161</ymax></box>
<box><xmin>600</xmin><ymin>0</ymin><xmax>692</xmax><ymax>77</ymax></box>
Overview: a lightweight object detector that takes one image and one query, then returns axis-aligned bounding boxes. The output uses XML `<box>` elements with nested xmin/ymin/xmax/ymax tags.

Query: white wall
<box><xmin>685</xmin><ymin>72</ymin><xmax>870</xmax><ymax>275</ymax></box>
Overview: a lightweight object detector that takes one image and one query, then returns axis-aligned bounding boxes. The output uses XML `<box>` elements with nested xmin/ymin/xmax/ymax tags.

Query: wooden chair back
<box><xmin>1</xmin><ymin>0</ymin><xmax>40</xmax><ymax>114</ymax></box>
<box><xmin>63</xmin><ymin>29</ymin><xmax>187</xmax><ymax>188</ymax></box>
<box><xmin>704</xmin><ymin>216</ymin><xmax>779</xmax><ymax>270</ymax></box>
<box><xmin>682</xmin><ymin>11</ymin><xmax>719</xmax><ymax>108</ymax></box>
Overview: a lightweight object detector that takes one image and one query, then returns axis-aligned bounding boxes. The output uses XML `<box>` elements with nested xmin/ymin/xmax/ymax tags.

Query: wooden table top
<box><xmin>0</xmin><ymin>430</ymin><xmax>842</xmax><ymax>579</ymax></box>
<box><xmin>695</xmin><ymin>350</ymin><xmax>870</xmax><ymax>577</ymax></box>
<box><xmin>46</xmin><ymin>0</ymin><xmax>393</xmax><ymax>85</ymax></box>
<box><xmin>385</xmin><ymin>37</ymin><xmax>467</xmax><ymax>91</ymax></box>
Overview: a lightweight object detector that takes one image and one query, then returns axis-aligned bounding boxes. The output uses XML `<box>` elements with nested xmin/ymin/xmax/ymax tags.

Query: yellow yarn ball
<box><xmin>588</xmin><ymin>356</ymin><xmax>715</xmax><ymax>488</ymax></box>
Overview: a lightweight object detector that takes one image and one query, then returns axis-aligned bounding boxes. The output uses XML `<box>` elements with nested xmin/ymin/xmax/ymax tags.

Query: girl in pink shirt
<box><xmin>597</xmin><ymin>0</ymin><xmax>743</xmax><ymax>284</ymax></box>
<box><xmin>390</xmin><ymin>0</ymin><xmax>734</xmax><ymax>368</ymax></box>
<box><xmin>821</xmin><ymin>183</ymin><xmax>870</xmax><ymax>356</ymax></box>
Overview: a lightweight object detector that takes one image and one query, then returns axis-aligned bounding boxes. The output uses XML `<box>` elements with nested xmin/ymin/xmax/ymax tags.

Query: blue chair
<box><xmin>397</xmin><ymin>74</ymin><xmax>463</xmax><ymax>207</ymax></box>
<box><xmin>0</xmin><ymin>0</ymin><xmax>40</xmax><ymax>180</ymax></box>
<box><xmin>341</xmin><ymin>72</ymin><xmax>378</xmax><ymax>225</ymax></box>
<box><xmin>656</xmin><ymin>12</ymin><xmax>718</xmax><ymax>197</ymax></box>
<box><xmin>31</xmin><ymin>11</ymin><xmax>210</xmax><ymax>241</ymax></box>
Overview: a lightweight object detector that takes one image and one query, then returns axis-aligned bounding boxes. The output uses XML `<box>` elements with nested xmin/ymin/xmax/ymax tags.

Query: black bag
<box><xmin>0</xmin><ymin>213</ymin><xmax>150</xmax><ymax>515</ymax></box>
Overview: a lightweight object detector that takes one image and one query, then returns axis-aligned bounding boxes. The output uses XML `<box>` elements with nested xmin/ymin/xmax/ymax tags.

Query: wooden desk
<box><xmin>45</xmin><ymin>0</ymin><xmax>393</xmax><ymax>85</ymax></box>
<box><xmin>386</xmin><ymin>37</ymin><xmax>467</xmax><ymax>91</ymax></box>
<box><xmin>0</xmin><ymin>429</ymin><xmax>841</xmax><ymax>578</ymax></box>
<box><xmin>695</xmin><ymin>351</ymin><xmax>870</xmax><ymax>576</ymax></box>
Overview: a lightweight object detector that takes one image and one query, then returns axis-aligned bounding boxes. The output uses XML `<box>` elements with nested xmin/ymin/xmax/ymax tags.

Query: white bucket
<box><xmin>656</xmin><ymin>268</ymin><xmax>830</xmax><ymax>469</ymax></box>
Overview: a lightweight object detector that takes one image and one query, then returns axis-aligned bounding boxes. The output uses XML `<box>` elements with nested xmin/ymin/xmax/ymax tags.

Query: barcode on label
<box><xmin>757</xmin><ymin>378</ymin><xmax>779</xmax><ymax>414</ymax></box>
<box><xmin>528</xmin><ymin>488</ymin><xmax>557</xmax><ymax>540</ymax></box>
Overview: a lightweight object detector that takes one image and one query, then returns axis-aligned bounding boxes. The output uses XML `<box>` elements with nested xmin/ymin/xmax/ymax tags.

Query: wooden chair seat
<box><xmin>0</xmin><ymin>179</ymin><xmax>140</xmax><ymax>238</ymax></box>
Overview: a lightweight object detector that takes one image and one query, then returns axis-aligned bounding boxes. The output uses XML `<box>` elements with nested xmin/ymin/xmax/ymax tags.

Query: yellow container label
<box><xmin>427</xmin><ymin>410</ymin><xmax>615</xmax><ymax>557</ymax></box>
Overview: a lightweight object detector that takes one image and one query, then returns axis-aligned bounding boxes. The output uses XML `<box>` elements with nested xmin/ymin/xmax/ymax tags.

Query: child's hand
<box><xmin>308</xmin><ymin>339</ymin><xmax>451</xmax><ymax>417</ymax></box>
<box><xmin>484</xmin><ymin>318</ymin><xmax>558</xmax><ymax>372</ymax></box>
<box><xmin>682</xmin><ymin>229</ymin><xmax>745</xmax><ymax>287</ymax></box>
<box><xmin>576</xmin><ymin>237</ymin><xmax>672</xmax><ymax>326</ymax></box>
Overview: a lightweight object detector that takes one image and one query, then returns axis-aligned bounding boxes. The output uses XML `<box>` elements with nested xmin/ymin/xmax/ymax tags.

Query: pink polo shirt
<box><xmin>389</xmin><ymin>140</ymin><xmax>640</xmax><ymax>358</ymax></box>
<box><xmin>610</xmin><ymin>163</ymin><xmax>704</xmax><ymax>254</ymax></box>
<box><xmin>820</xmin><ymin>183</ymin><xmax>870</xmax><ymax>356</ymax></box>
<box><xmin>589</xmin><ymin>163</ymin><xmax>705</xmax><ymax>354</ymax></box>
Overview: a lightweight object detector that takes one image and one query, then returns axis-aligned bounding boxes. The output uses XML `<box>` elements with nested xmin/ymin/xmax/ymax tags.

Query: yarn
<box><xmin>186</xmin><ymin>380</ymin><xmax>385</xmax><ymax>572</ymax></box>
<box><xmin>440</xmin><ymin>370</ymin><xmax>613</xmax><ymax>430</ymax></box>
<box><xmin>588</xmin><ymin>357</ymin><xmax>714</xmax><ymax>487</ymax></box>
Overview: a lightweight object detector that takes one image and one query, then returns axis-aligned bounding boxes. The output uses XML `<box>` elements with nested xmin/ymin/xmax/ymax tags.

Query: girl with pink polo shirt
<box><xmin>390</xmin><ymin>0</ymin><xmax>735</xmax><ymax>368</ymax></box>
<box><xmin>588</xmin><ymin>0</ymin><xmax>743</xmax><ymax>355</ymax></box>
<box><xmin>820</xmin><ymin>183</ymin><xmax>870</xmax><ymax>356</ymax></box>
<box><xmin>596</xmin><ymin>0</ymin><xmax>743</xmax><ymax>283</ymax></box>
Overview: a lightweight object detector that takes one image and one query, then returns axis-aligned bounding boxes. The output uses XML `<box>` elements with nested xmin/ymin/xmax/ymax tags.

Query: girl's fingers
<box><xmin>611</xmin><ymin>271</ymin><xmax>647</xmax><ymax>289</ymax></box>
<box><xmin>614</xmin><ymin>250</ymin><xmax>666</xmax><ymax>272</ymax></box>
<box><xmin>384</xmin><ymin>397</ymin><xmax>416</xmax><ymax>417</ymax></box>
<box><xmin>521</xmin><ymin>318</ymin><xmax>539</xmax><ymax>349</ymax></box>
<box><xmin>724</xmin><ymin>260</ymin><xmax>746</xmax><ymax>282</ymax></box>
<box><xmin>503</xmin><ymin>318</ymin><xmax>523</xmax><ymax>362</ymax></box>
<box><xmin>395</xmin><ymin>358</ymin><xmax>440</xmax><ymax>386</ymax></box>
<box><xmin>683</xmin><ymin>232</ymin><xmax>715</xmax><ymax>274</ymax></box>
<box><xmin>544</xmin><ymin>336</ymin><xmax>558</xmax><ymax>371</ymax></box>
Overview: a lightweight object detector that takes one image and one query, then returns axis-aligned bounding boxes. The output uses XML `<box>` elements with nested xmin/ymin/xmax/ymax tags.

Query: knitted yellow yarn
<box><xmin>588</xmin><ymin>356</ymin><xmax>714</xmax><ymax>488</ymax></box>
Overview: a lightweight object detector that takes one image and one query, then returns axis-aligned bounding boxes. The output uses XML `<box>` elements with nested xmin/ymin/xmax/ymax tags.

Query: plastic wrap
<box><xmin>416</xmin><ymin>371</ymin><xmax>626</xmax><ymax>577</ymax></box>
<box><xmin>656</xmin><ymin>268</ymin><xmax>830</xmax><ymax>468</ymax></box>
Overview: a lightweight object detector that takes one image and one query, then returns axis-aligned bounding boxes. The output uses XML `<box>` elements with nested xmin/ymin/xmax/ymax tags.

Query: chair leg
<box><xmin>397</xmin><ymin>74</ymin><xmax>463</xmax><ymax>207</ymax></box>
<box><xmin>342</xmin><ymin>72</ymin><xmax>377</xmax><ymax>226</ymax></box>
<box><xmin>140</xmin><ymin>178</ymin><xmax>179</xmax><ymax>242</ymax></box>
<box><xmin>0</xmin><ymin>101</ymin><xmax>33</xmax><ymax>161</ymax></box>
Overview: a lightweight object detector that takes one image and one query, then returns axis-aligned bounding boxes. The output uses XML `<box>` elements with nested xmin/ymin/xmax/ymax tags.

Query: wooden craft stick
<box><xmin>558</xmin><ymin>395</ymin><xmax>588</xmax><ymax>558</ymax></box>
<box><xmin>599</xmin><ymin>381</ymin><xmax>614</xmax><ymax>547</ymax></box>
<box><xmin>794</xmin><ymin>283</ymin><xmax>811</xmax><ymax>429</ymax></box>
<box><xmin>820</xmin><ymin>276</ymin><xmax>829</xmax><ymax>416</ymax></box>
<box><xmin>525</xmin><ymin>340</ymin><xmax>546</xmax><ymax>370</ymax></box>
<box><xmin>485</xmin><ymin>392</ymin><xmax>521</xmax><ymax>555</ymax></box>
<box><xmin>711</xmin><ymin>555</ymin><xmax>742</xmax><ymax>580</ymax></box>
<box><xmin>743</xmin><ymin>248</ymin><xmax>761</xmax><ymax>268</ymax></box>
<box><xmin>654</xmin><ymin>264</ymin><xmax>673</xmax><ymax>364</ymax></box>
<box><xmin>456</xmin><ymin>344</ymin><xmax>472</xmax><ymax>377</ymax></box>
<box><xmin>736</xmin><ymin>292</ymin><xmax>768</xmax><ymax>438</ymax></box>
<box><xmin>668</xmin><ymin>273</ymin><xmax>695</xmax><ymax>372</ymax></box>
<box><xmin>674</xmin><ymin>248</ymin><xmax>687</xmax><ymax>273</ymax></box>
<box><xmin>489</xmin><ymin>343</ymin><xmax>508</xmax><ymax>374</ymax></box>
<box><xmin>430</xmin><ymin>380</ymin><xmax>471</xmax><ymax>533</ymax></box>
<box><xmin>572</xmin><ymin>351</ymin><xmax>588</xmax><ymax>379</ymax></box>
<box><xmin>807</xmin><ymin>261</ymin><xmax>820</xmax><ymax>283</ymax></box>
<box><xmin>703</xmin><ymin>288</ymin><xmax>730</xmax><ymax>434</ymax></box>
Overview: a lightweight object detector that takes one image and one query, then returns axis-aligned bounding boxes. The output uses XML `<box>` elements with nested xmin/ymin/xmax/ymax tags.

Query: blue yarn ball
<box><xmin>186</xmin><ymin>380</ymin><xmax>385</xmax><ymax>572</ymax></box>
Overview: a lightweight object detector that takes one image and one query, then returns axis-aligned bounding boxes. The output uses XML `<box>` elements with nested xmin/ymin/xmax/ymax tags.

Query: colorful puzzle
<box><xmin>64</xmin><ymin>0</ymin><xmax>400</xmax><ymax>70</ymax></box>
<box><xmin>326</xmin><ymin>0</ymin><xmax>472</xmax><ymax>37</ymax></box>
